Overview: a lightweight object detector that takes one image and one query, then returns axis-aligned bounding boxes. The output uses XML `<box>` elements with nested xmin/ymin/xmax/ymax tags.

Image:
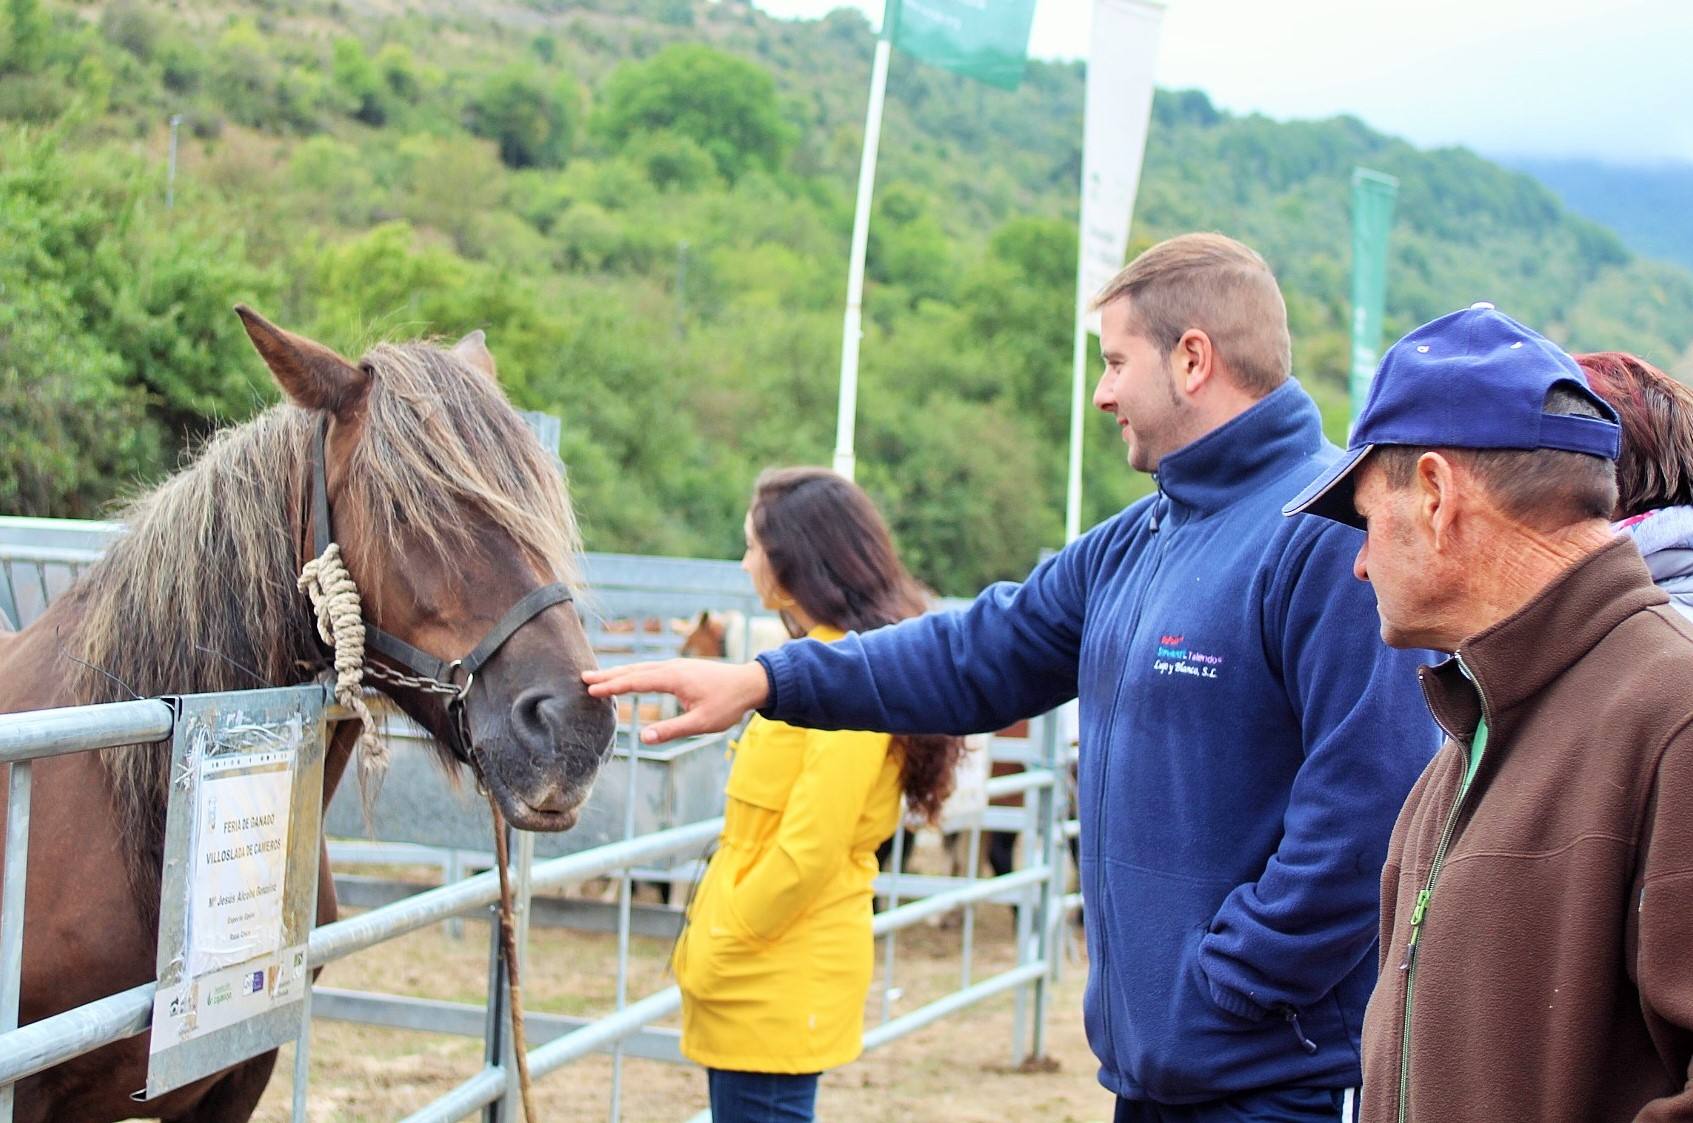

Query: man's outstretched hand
<box><xmin>582</xmin><ymin>659</ymin><xmax>772</xmax><ymax>744</ymax></box>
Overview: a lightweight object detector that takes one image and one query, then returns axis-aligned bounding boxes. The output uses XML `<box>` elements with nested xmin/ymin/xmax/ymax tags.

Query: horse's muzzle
<box><xmin>483</xmin><ymin>687</ymin><xmax>615</xmax><ymax>831</ymax></box>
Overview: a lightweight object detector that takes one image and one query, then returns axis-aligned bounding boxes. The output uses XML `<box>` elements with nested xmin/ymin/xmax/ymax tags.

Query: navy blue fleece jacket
<box><xmin>756</xmin><ymin>380</ymin><xmax>1439</xmax><ymax>1102</ymax></box>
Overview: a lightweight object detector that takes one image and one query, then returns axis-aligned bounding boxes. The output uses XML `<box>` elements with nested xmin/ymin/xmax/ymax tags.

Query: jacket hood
<box><xmin>1615</xmin><ymin>505</ymin><xmax>1693</xmax><ymax>618</ymax></box>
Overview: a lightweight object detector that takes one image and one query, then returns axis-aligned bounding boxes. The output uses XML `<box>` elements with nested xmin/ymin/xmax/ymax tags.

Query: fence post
<box><xmin>879</xmin><ymin>815</ymin><xmax>907</xmax><ymax>1025</ymax></box>
<box><xmin>445</xmin><ymin>850</ymin><xmax>466</xmax><ymax>942</ymax></box>
<box><xmin>609</xmin><ymin>705</ymin><xmax>643</xmax><ymax>1122</ymax></box>
<box><xmin>0</xmin><ymin>559</ymin><xmax>18</xmax><ymax>631</ymax></box>
<box><xmin>0</xmin><ymin>760</ymin><xmax>32</xmax><ymax>1123</ymax></box>
<box><xmin>1009</xmin><ymin>725</ymin><xmax>1038</xmax><ymax>1068</ymax></box>
<box><xmin>483</xmin><ymin>823</ymin><xmax>514</xmax><ymax>1123</ymax></box>
<box><xmin>1030</xmin><ymin>710</ymin><xmax>1063</xmax><ymax>1062</ymax></box>
<box><xmin>291</xmin><ymin>799</ymin><xmax>325</xmax><ymax>1123</ymax></box>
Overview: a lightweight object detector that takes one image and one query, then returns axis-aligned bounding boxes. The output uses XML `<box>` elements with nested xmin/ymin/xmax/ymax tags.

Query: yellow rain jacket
<box><xmin>673</xmin><ymin>626</ymin><xmax>902</xmax><ymax>1073</ymax></box>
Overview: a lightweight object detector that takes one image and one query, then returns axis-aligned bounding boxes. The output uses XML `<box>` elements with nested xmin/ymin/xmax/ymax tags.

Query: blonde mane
<box><xmin>69</xmin><ymin>340</ymin><xmax>581</xmax><ymax>908</ymax></box>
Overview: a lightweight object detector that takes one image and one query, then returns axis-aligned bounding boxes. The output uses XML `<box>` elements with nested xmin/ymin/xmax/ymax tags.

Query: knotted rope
<box><xmin>297</xmin><ymin>542</ymin><xmax>389</xmax><ymax>796</ymax></box>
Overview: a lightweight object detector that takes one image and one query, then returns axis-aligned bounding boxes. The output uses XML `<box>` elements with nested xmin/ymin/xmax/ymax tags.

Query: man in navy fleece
<box><xmin>587</xmin><ymin>233</ymin><xmax>1438</xmax><ymax>1122</ymax></box>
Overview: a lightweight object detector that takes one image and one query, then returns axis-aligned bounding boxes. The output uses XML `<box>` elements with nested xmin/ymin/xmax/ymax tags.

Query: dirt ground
<box><xmin>252</xmin><ymin>870</ymin><xmax>1112</xmax><ymax>1123</ymax></box>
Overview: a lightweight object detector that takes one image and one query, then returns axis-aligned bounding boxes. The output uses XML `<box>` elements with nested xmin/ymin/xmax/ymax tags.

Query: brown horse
<box><xmin>0</xmin><ymin>309</ymin><xmax>616</xmax><ymax>1122</ymax></box>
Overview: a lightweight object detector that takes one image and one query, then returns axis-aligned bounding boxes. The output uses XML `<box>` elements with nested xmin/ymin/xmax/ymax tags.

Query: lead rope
<box><xmin>297</xmin><ymin>542</ymin><xmax>389</xmax><ymax>799</ymax></box>
<box><xmin>488</xmin><ymin>796</ymin><xmax>538</xmax><ymax>1122</ymax></box>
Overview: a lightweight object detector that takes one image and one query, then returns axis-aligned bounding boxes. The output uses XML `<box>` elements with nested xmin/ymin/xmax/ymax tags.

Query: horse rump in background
<box><xmin>0</xmin><ymin>310</ymin><xmax>614</xmax><ymax>1122</ymax></box>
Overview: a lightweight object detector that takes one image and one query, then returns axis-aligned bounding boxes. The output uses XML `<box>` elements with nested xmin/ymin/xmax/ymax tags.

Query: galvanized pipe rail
<box><xmin>324</xmin><ymin>751</ymin><xmax>1071</xmax><ymax>1121</ymax></box>
<box><xmin>0</xmin><ymin>700</ymin><xmax>175</xmax><ymax>763</ymax></box>
<box><xmin>0</xmin><ymin>700</ymin><xmax>180</xmax><ymax>1119</ymax></box>
<box><xmin>0</xmin><ymin>699</ymin><xmax>723</xmax><ymax>1087</ymax></box>
<box><xmin>0</xmin><ymin>810</ymin><xmax>723</xmax><ymax>1088</ymax></box>
<box><xmin>413</xmin><ymin>856</ymin><xmax>1060</xmax><ymax>1123</ymax></box>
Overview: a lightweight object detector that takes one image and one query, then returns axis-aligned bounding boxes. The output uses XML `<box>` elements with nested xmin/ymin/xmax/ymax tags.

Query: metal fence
<box><xmin>0</xmin><ymin>516</ymin><xmax>1078</xmax><ymax>1121</ymax></box>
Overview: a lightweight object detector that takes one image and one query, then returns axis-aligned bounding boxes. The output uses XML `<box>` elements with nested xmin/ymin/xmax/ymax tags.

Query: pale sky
<box><xmin>751</xmin><ymin>0</ymin><xmax>1693</xmax><ymax>163</ymax></box>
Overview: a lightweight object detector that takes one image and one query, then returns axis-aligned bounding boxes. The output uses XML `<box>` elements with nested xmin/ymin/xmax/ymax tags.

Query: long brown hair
<box><xmin>750</xmin><ymin>467</ymin><xmax>964</xmax><ymax>822</ymax></box>
<box><xmin>1575</xmin><ymin>351</ymin><xmax>1693</xmax><ymax>517</ymax></box>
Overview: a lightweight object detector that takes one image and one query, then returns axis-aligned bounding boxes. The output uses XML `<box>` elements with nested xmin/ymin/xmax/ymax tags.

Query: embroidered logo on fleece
<box><xmin>1152</xmin><ymin>634</ymin><xmax>1224</xmax><ymax>680</ymax></box>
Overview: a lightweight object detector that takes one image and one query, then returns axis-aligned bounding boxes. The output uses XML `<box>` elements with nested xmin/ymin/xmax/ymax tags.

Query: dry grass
<box><xmin>253</xmin><ymin>860</ymin><xmax>1110</xmax><ymax>1122</ymax></box>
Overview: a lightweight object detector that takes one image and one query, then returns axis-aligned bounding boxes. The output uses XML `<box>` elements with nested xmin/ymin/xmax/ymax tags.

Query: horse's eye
<box><xmin>392</xmin><ymin>503</ymin><xmax>410</xmax><ymax>527</ymax></box>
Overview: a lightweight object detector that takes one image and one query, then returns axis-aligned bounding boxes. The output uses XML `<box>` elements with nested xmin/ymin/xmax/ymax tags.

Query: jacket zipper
<box><xmin>1092</xmin><ymin>483</ymin><xmax>1169</xmax><ymax>1071</ymax></box>
<box><xmin>1396</xmin><ymin>651</ymin><xmax>1490</xmax><ymax>1123</ymax></box>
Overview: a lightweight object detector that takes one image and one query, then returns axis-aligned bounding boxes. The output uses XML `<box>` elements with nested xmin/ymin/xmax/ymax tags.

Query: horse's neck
<box><xmin>0</xmin><ymin>594</ymin><xmax>90</xmax><ymax>713</ymax></box>
<box><xmin>0</xmin><ymin>544</ymin><xmax>354</xmax><ymax>801</ymax></box>
<box><xmin>322</xmin><ymin>720</ymin><xmax>359</xmax><ymax>811</ymax></box>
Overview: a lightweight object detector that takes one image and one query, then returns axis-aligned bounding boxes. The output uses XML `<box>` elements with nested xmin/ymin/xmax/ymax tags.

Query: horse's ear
<box><xmin>452</xmin><ymin>329</ymin><xmax>498</xmax><ymax>380</ymax></box>
<box><xmin>235</xmin><ymin>305</ymin><xmax>369</xmax><ymax>416</ymax></box>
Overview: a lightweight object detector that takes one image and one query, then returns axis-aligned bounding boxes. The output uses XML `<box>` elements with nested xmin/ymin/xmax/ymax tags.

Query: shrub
<box><xmin>592</xmin><ymin>45</ymin><xmax>791</xmax><ymax>183</ymax></box>
<box><xmin>466</xmin><ymin>64</ymin><xmax>576</xmax><ymax>169</ymax></box>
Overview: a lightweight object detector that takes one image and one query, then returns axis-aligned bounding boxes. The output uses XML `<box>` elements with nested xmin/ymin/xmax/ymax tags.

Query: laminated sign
<box><xmin>145</xmin><ymin>686</ymin><xmax>327</xmax><ymax>1101</ymax></box>
<box><xmin>188</xmin><ymin>748</ymin><xmax>291</xmax><ymax>975</ymax></box>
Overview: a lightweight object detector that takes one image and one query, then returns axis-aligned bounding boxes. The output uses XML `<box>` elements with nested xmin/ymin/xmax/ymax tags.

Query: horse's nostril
<box><xmin>511</xmin><ymin>687</ymin><xmax>568</xmax><ymax>744</ymax></box>
<box><xmin>510</xmin><ymin>687</ymin><xmax>617</xmax><ymax>758</ymax></box>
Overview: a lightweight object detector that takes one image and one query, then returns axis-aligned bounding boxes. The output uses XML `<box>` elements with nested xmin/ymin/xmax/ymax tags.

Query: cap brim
<box><xmin>1281</xmin><ymin>445</ymin><xmax>1374</xmax><ymax>528</ymax></box>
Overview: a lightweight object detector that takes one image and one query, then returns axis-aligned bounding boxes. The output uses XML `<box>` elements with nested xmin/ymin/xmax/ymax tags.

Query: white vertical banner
<box><xmin>1078</xmin><ymin>0</ymin><xmax>1166</xmax><ymax>334</ymax></box>
<box><xmin>1066</xmin><ymin>0</ymin><xmax>1167</xmax><ymax>541</ymax></box>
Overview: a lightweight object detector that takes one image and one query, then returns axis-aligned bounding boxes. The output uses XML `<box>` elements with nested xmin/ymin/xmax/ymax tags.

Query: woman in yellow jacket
<box><xmin>675</xmin><ymin>467</ymin><xmax>963</xmax><ymax>1122</ymax></box>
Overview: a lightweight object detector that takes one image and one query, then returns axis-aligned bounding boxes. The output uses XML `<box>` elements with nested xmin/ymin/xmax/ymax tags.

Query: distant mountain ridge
<box><xmin>1501</xmin><ymin>156</ymin><xmax>1693</xmax><ymax>273</ymax></box>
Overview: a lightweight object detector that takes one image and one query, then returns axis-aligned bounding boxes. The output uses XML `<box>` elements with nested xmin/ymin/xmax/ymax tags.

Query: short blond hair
<box><xmin>1091</xmin><ymin>233</ymin><xmax>1292</xmax><ymax>396</ymax></box>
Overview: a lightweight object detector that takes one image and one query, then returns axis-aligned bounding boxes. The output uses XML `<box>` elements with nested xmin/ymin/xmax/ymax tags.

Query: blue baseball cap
<box><xmin>1283</xmin><ymin>302</ymin><xmax>1621</xmax><ymax>527</ymax></box>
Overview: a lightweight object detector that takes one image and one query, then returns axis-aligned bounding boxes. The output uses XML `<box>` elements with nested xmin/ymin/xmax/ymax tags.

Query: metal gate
<box><xmin>0</xmin><ymin>517</ymin><xmax>1076</xmax><ymax>1121</ymax></box>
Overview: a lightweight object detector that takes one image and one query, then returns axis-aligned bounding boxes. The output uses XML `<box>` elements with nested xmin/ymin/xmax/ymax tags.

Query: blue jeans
<box><xmin>707</xmin><ymin>1068</ymin><xmax>820</xmax><ymax>1123</ymax></box>
<box><xmin>1115</xmin><ymin>1085</ymin><xmax>1357</xmax><ymax>1123</ymax></box>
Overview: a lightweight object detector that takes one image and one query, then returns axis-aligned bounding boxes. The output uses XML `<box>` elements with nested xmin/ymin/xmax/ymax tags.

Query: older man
<box><xmin>1284</xmin><ymin>303</ymin><xmax>1693</xmax><ymax>1122</ymax></box>
<box><xmin>591</xmin><ymin>233</ymin><xmax>1438</xmax><ymax>1121</ymax></box>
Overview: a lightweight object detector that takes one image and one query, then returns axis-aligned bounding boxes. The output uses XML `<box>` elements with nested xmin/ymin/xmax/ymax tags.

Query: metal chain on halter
<box><xmin>296</xmin><ymin>542</ymin><xmax>390</xmax><ymax>793</ymax></box>
<box><xmin>363</xmin><ymin>661</ymin><xmax>468</xmax><ymax>699</ymax></box>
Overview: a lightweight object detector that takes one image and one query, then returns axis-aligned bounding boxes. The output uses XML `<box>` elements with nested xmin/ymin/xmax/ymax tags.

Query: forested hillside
<box><xmin>4</xmin><ymin>0</ymin><xmax>1691</xmax><ymax>593</ymax></box>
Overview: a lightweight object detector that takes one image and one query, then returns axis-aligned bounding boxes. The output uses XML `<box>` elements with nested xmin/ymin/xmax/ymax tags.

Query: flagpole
<box><xmin>1064</xmin><ymin>172</ymin><xmax>1091</xmax><ymax>543</ymax></box>
<box><xmin>1065</xmin><ymin>0</ymin><xmax>1168</xmax><ymax>542</ymax></box>
<box><xmin>833</xmin><ymin>17</ymin><xmax>894</xmax><ymax>481</ymax></box>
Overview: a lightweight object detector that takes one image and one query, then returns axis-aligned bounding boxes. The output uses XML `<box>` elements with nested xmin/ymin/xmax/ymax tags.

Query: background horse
<box><xmin>0</xmin><ymin>309</ymin><xmax>615</xmax><ymax>1122</ymax></box>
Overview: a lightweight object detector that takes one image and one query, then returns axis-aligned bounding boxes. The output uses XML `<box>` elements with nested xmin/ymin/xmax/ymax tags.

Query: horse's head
<box><xmin>677</xmin><ymin>610</ymin><xmax>728</xmax><ymax>658</ymax></box>
<box><xmin>235</xmin><ymin>306</ymin><xmax>615</xmax><ymax>830</ymax></box>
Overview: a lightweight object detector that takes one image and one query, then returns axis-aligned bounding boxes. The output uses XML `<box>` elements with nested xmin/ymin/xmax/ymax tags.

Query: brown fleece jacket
<box><xmin>1362</xmin><ymin>538</ymin><xmax>1693</xmax><ymax>1123</ymax></box>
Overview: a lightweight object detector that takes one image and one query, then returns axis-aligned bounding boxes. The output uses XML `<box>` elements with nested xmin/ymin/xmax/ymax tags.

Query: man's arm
<box><xmin>755</xmin><ymin>558</ymin><xmax>1087</xmax><ymax>736</ymax></box>
<box><xmin>1195</xmin><ymin>520</ymin><xmax>1441</xmax><ymax>1019</ymax></box>
<box><xmin>585</xmin><ymin>517</ymin><xmax>1115</xmax><ymax>743</ymax></box>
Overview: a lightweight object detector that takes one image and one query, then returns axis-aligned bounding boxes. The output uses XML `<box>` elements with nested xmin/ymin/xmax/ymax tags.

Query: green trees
<box><xmin>593</xmin><ymin>44</ymin><xmax>792</xmax><ymax>182</ymax></box>
<box><xmin>4</xmin><ymin>0</ymin><xmax>1693</xmax><ymax>593</ymax></box>
<box><xmin>330</xmin><ymin>38</ymin><xmax>388</xmax><ymax>126</ymax></box>
<box><xmin>0</xmin><ymin>133</ymin><xmax>167</xmax><ymax>513</ymax></box>
<box><xmin>0</xmin><ymin>302</ymin><xmax>159</xmax><ymax>518</ymax></box>
<box><xmin>468</xmin><ymin>64</ymin><xmax>578</xmax><ymax>169</ymax></box>
<box><xmin>0</xmin><ymin>0</ymin><xmax>49</xmax><ymax>75</ymax></box>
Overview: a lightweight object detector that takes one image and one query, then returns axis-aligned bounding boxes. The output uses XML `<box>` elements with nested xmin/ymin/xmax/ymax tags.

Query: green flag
<box><xmin>888</xmin><ymin>0</ymin><xmax>1039</xmax><ymax>91</ymax></box>
<box><xmin>1349</xmin><ymin>167</ymin><xmax>1399</xmax><ymax>426</ymax></box>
